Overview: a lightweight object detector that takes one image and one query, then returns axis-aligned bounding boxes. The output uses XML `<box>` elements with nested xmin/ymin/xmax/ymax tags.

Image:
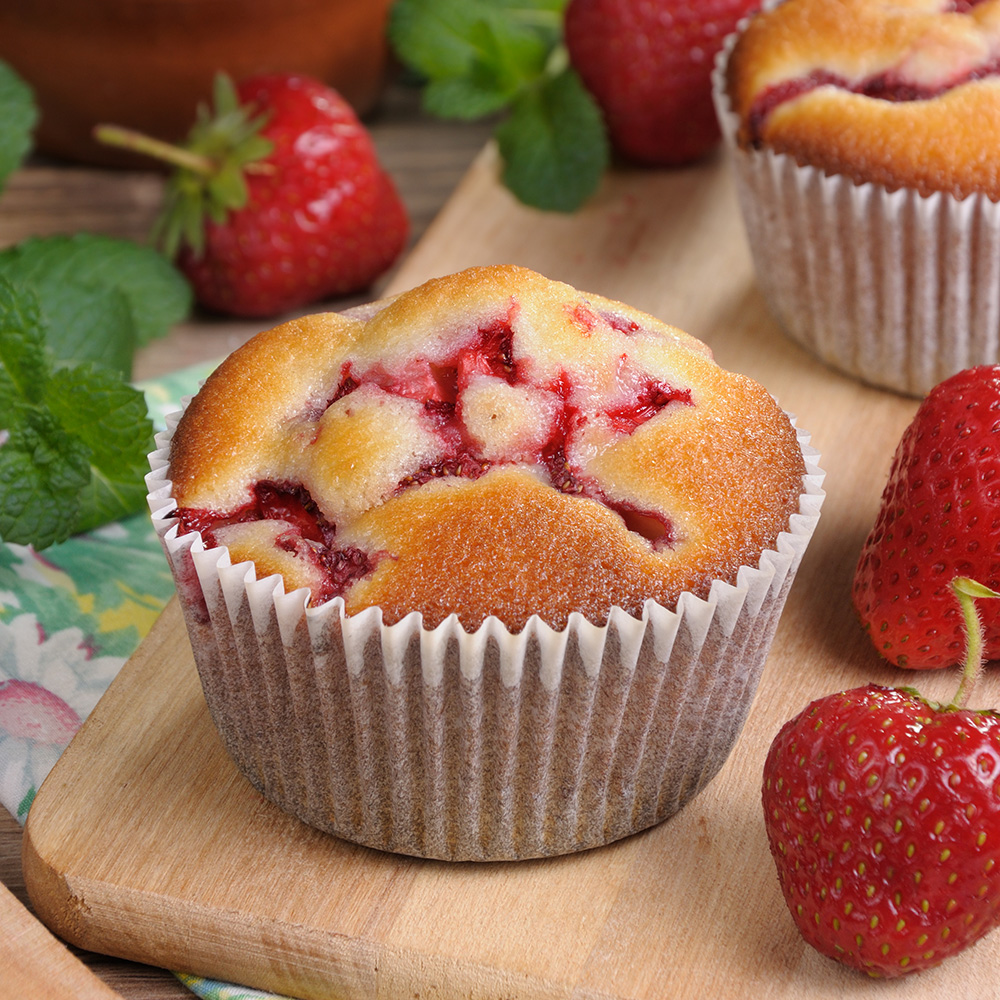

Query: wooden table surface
<box><xmin>0</xmin><ymin>80</ymin><xmax>494</xmax><ymax>1000</ymax></box>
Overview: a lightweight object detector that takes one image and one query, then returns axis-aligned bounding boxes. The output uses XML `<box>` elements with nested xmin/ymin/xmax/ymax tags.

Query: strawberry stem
<box><xmin>948</xmin><ymin>576</ymin><xmax>1000</xmax><ymax>709</ymax></box>
<box><xmin>91</xmin><ymin>74</ymin><xmax>274</xmax><ymax>260</ymax></box>
<box><xmin>93</xmin><ymin>124</ymin><xmax>217</xmax><ymax>176</ymax></box>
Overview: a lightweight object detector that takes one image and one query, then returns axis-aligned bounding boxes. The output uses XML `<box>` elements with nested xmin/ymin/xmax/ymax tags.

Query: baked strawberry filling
<box><xmin>180</xmin><ymin>482</ymin><xmax>332</xmax><ymax>545</ymax></box>
<box><xmin>175</xmin><ymin>317</ymin><xmax>691</xmax><ymax>599</ymax></box>
<box><xmin>177</xmin><ymin>481</ymin><xmax>378</xmax><ymax>604</ymax></box>
<box><xmin>745</xmin><ymin>53</ymin><xmax>1000</xmax><ymax>145</ymax></box>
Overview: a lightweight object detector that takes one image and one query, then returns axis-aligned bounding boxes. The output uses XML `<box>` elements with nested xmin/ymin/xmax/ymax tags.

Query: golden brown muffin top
<box><xmin>725</xmin><ymin>0</ymin><xmax>1000</xmax><ymax>199</ymax></box>
<box><xmin>168</xmin><ymin>265</ymin><xmax>805</xmax><ymax>631</ymax></box>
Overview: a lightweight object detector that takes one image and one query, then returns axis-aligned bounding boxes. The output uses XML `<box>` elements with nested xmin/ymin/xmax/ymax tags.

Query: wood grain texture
<box><xmin>0</xmin><ymin>881</ymin><xmax>126</xmax><ymax>999</ymax></box>
<box><xmin>20</xmin><ymin>146</ymin><xmax>1000</xmax><ymax>999</ymax></box>
<box><xmin>1</xmin><ymin>807</ymin><xmax>191</xmax><ymax>1000</ymax></box>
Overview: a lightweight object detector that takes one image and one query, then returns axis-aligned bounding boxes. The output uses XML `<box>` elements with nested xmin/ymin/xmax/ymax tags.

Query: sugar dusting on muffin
<box><xmin>167</xmin><ymin>265</ymin><xmax>805</xmax><ymax>630</ymax></box>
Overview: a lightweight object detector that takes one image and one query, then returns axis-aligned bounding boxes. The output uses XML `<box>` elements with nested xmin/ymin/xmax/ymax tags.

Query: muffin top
<box><xmin>725</xmin><ymin>0</ymin><xmax>1000</xmax><ymax>199</ymax></box>
<box><xmin>168</xmin><ymin>265</ymin><xmax>805</xmax><ymax>631</ymax></box>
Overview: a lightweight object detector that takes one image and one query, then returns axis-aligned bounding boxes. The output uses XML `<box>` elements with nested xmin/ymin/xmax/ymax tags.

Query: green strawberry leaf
<box><xmin>495</xmin><ymin>68</ymin><xmax>608</xmax><ymax>213</ymax></box>
<box><xmin>210</xmin><ymin>71</ymin><xmax>241</xmax><ymax>120</ymax></box>
<box><xmin>134</xmin><ymin>71</ymin><xmax>274</xmax><ymax>259</ymax></box>
<box><xmin>0</xmin><ymin>233</ymin><xmax>191</xmax><ymax>351</ymax></box>
<box><xmin>207</xmin><ymin>160</ymin><xmax>250</xmax><ymax>213</ymax></box>
<box><xmin>0</xmin><ymin>277</ymin><xmax>156</xmax><ymax>550</ymax></box>
<box><xmin>0</xmin><ymin>60</ymin><xmax>38</xmax><ymax>195</ymax></box>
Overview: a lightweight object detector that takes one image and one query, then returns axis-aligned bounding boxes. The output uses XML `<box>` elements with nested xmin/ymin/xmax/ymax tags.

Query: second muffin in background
<box><xmin>716</xmin><ymin>0</ymin><xmax>1000</xmax><ymax>397</ymax></box>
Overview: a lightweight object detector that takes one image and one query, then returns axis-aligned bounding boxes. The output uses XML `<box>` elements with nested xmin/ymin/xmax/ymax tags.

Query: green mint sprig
<box><xmin>0</xmin><ymin>61</ymin><xmax>193</xmax><ymax>551</ymax></box>
<box><xmin>388</xmin><ymin>0</ymin><xmax>608</xmax><ymax>213</ymax></box>
<box><xmin>0</xmin><ymin>277</ymin><xmax>155</xmax><ymax>550</ymax></box>
<box><xmin>0</xmin><ymin>60</ymin><xmax>37</xmax><ymax>195</ymax></box>
<box><xmin>0</xmin><ymin>60</ymin><xmax>192</xmax><ymax>381</ymax></box>
<box><xmin>0</xmin><ymin>233</ymin><xmax>193</xmax><ymax>378</ymax></box>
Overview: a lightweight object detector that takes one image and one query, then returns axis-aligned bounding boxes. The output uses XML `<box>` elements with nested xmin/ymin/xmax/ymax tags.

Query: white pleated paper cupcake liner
<box><xmin>146</xmin><ymin>406</ymin><xmax>824</xmax><ymax>861</ymax></box>
<box><xmin>712</xmin><ymin>22</ymin><xmax>1000</xmax><ymax>399</ymax></box>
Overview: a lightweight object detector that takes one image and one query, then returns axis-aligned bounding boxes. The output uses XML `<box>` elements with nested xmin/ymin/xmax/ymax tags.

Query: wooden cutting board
<box><xmin>22</xmin><ymin>146</ymin><xmax>1000</xmax><ymax>999</ymax></box>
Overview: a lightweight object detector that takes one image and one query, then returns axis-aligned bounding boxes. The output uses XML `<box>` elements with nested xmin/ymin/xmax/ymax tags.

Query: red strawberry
<box><xmin>97</xmin><ymin>73</ymin><xmax>408</xmax><ymax>318</ymax></box>
<box><xmin>763</xmin><ymin>579</ymin><xmax>1000</xmax><ymax>977</ymax></box>
<box><xmin>563</xmin><ymin>0</ymin><xmax>760</xmax><ymax>165</ymax></box>
<box><xmin>853</xmin><ymin>365</ymin><xmax>1000</xmax><ymax>670</ymax></box>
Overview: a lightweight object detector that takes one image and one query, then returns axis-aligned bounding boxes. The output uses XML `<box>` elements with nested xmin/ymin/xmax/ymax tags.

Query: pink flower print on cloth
<box><xmin>0</xmin><ymin>613</ymin><xmax>119</xmax><ymax>820</ymax></box>
<box><xmin>0</xmin><ymin>679</ymin><xmax>80</xmax><ymax>743</ymax></box>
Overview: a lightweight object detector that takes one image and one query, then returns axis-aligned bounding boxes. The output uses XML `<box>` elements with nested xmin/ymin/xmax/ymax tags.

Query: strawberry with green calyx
<box><xmin>853</xmin><ymin>364</ymin><xmax>1000</xmax><ymax>670</ymax></box>
<box><xmin>762</xmin><ymin>577</ymin><xmax>1000</xmax><ymax>978</ymax></box>
<box><xmin>95</xmin><ymin>73</ymin><xmax>408</xmax><ymax>319</ymax></box>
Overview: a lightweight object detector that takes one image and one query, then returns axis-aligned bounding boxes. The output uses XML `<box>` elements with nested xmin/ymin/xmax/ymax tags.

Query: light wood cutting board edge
<box><xmin>1</xmin><ymin>880</ymin><xmax>125</xmax><ymax>999</ymax></box>
<box><xmin>21</xmin><ymin>146</ymin><xmax>1000</xmax><ymax>999</ymax></box>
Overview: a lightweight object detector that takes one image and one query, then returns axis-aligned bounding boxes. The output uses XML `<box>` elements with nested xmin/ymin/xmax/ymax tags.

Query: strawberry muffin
<box><xmin>147</xmin><ymin>265</ymin><xmax>823</xmax><ymax>861</ymax></box>
<box><xmin>715</xmin><ymin>0</ymin><xmax>1000</xmax><ymax>397</ymax></box>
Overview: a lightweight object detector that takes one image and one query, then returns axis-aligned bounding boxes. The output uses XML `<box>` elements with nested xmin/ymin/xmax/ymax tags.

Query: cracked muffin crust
<box><xmin>167</xmin><ymin>264</ymin><xmax>805</xmax><ymax>631</ymax></box>
<box><xmin>726</xmin><ymin>0</ymin><xmax>1000</xmax><ymax>199</ymax></box>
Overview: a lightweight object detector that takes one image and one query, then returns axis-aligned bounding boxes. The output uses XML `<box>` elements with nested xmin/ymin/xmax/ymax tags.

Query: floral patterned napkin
<box><xmin>0</xmin><ymin>360</ymin><xmax>295</xmax><ymax>1000</ymax></box>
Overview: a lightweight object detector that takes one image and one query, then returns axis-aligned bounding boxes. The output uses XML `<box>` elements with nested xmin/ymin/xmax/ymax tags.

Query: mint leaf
<box><xmin>0</xmin><ymin>275</ymin><xmax>48</xmax><ymax>412</ymax></box>
<box><xmin>391</xmin><ymin>0</ymin><xmax>555</xmax><ymax>113</ymax></box>
<box><xmin>42</xmin><ymin>277</ymin><xmax>136</xmax><ymax>378</ymax></box>
<box><xmin>0</xmin><ymin>60</ymin><xmax>37</xmax><ymax>194</ymax></box>
<box><xmin>423</xmin><ymin>76</ymin><xmax>513</xmax><ymax>120</ymax></box>
<box><xmin>390</xmin><ymin>0</ymin><xmax>605</xmax><ymax>212</ymax></box>
<box><xmin>423</xmin><ymin>15</ymin><xmax>549</xmax><ymax>119</ymax></box>
<box><xmin>0</xmin><ymin>278</ymin><xmax>156</xmax><ymax>549</ymax></box>
<box><xmin>390</xmin><ymin>0</ymin><xmax>497</xmax><ymax>81</ymax></box>
<box><xmin>0</xmin><ymin>233</ymin><xmax>191</xmax><ymax>351</ymax></box>
<box><xmin>0</xmin><ymin>408</ymin><xmax>91</xmax><ymax>549</ymax></box>
<box><xmin>391</xmin><ymin>0</ymin><xmax>565</xmax><ymax>77</ymax></box>
<box><xmin>45</xmin><ymin>365</ymin><xmax>153</xmax><ymax>534</ymax></box>
<box><xmin>496</xmin><ymin>68</ymin><xmax>608</xmax><ymax>212</ymax></box>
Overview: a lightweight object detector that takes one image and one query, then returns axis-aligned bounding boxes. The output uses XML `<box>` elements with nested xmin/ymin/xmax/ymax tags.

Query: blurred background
<box><xmin>0</xmin><ymin>0</ymin><xmax>396</xmax><ymax>167</ymax></box>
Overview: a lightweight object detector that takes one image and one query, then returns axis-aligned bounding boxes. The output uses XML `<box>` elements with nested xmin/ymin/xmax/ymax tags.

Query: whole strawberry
<box><xmin>853</xmin><ymin>365</ymin><xmax>1000</xmax><ymax>670</ymax></box>
<box><xmin>563</xmin><ymin>0</ymin><xmax>760</xmax><ymax>165</ymax></box>
<box><xmin>763</xmin><ymin>578</ymin><xmax>1000</xmax><ymax>977</ymax></box>
<box><xmin>98</xmin><ymin>74</ymin><xmax>408</xmax><ymax>318</ymax></box>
